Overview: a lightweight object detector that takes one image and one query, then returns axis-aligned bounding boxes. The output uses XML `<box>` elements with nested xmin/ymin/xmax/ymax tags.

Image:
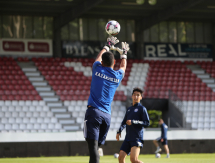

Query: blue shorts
<box><xmin>84</xmin><ymin>107</ymin><xmax>111</xmax><ymax>145</ymax></box>
<box><xmin>120</xmin><ymin>139</ymin><xmax>144</xmax><ymax>154</ymax></box>
<box><xmin>156</xmin><ymin>137</ymin><xmax>168</xmax><ymax>145</ymax></box>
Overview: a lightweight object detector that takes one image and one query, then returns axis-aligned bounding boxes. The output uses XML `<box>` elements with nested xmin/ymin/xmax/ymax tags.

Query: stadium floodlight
<box><xmin>136</xmin><ymin>0</ymin><xmax>144</xmax><ymax>5</ymax></box>
<box><xmin>148</xmin><ymin>0</ymin><xmax>157</xmax><ymax>5</ymax></box>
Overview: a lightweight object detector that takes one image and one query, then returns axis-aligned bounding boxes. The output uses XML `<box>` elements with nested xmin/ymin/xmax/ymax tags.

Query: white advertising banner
<box><xmin>0</xmin><ymin>38</ymin><xmax>53</xmax><ymax>56</ymax></box>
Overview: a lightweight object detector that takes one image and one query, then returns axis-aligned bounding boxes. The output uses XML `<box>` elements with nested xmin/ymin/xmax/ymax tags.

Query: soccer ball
<box><xmin>105</xmin><ymin>20</ymin><xmax>120</xmax><ymax>36</ymax></box>
<box><xmin>114</xmin><ymin>153</ymin><xmax>119</xmax><ymax>158</ymax></box>
<box><xmin>155</xmin><ymin>153</ymin><xmax>161</xmax><ymax>158</ymax></box>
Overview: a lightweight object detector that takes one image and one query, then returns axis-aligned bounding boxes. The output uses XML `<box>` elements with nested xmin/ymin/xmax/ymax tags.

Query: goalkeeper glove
<box><xmin>116</xmin><ymin>42</ymin><xmax>130</xmax><ymax>59</ymax></box>
<box><xmin>103</xmin><ymin>36</ymin><xmax>119</xmax><ymax>52</ymax></box>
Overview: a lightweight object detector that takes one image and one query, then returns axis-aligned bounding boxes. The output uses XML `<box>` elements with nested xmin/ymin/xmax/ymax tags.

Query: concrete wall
<box><xmin>1</xmin><ymin>130</ymin><xmax>215</xmax><ymax>157</ymax></box>
<box><xmin>0</xmin><ymin>140</ymin><xmax>215</xmax><ymax>157</ymax></box>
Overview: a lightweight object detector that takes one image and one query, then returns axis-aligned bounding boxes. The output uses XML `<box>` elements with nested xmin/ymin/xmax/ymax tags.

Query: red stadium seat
<box><xmin>0</xmin><ymin>90</ymin><xmax>4</xmax><ymax>95</ymax></box>
<box><xmin>15</xmin><ymin>95</ymin><xmax>22</xmax><ymax>100</ymax></box>
<box><xmin>65</xmin><ymin>85</ymin><xmax>71</xmax><ymax>90</ymax></box>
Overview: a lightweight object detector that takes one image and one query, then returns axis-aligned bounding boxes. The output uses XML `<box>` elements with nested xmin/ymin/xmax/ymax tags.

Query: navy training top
<box><xmin>117</xmin><ymin>103</ymin><xmax>150</xmax><ymax>141</ymax></box>
<box><xmin>161</xmin><ymin>123</ymin><xmax>168</xmax><ymax>139</ymax></box>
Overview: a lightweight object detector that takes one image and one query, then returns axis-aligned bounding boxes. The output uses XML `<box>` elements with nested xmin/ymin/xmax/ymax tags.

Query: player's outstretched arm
<box><xmin>118</xmin><ymin>42</ymin><xmax>129</xmax><ymax>72</ymax></box>
<box><xmin>95</xmin><ymin>36</ymin><xmax>119</xmax><ymax>63</ymax></box>
<box><xmin>95</xmin><ymin>49</ymin><xmax>106</xmax><ymax>63</ymax></box>
<box><xmin>119</xmin><ymin>58</ymin><xmax>127</xmax><ymax>73</ymax></box>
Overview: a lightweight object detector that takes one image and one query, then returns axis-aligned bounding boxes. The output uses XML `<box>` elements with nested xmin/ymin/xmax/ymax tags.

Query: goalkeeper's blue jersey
<box><xmin>117</xmin><ymin>103</ymin><xmax>150</xmax><ymax>141</ymax></box>
<box><xmin>88</xmin><ymin>61</ymin><xmax>124</xmax><ymax>115</ymax></box>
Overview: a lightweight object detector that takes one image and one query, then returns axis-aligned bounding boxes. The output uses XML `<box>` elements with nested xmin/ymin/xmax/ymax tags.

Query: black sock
<box><xmin>86</xmin><ymin>138</ymin><xmax>100</xmax><ymax>163</ymax></box>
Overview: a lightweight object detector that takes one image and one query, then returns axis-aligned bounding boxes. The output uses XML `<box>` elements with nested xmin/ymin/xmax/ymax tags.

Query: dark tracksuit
<box><xmin>117</xmin><ymin>103</ymin><xmax>150</xmax><ymax>154</ymax></box>
<box><xmin>156</xmin><ymin>123</ymin><xmax>168</xmax><ymax>145</ymax></box>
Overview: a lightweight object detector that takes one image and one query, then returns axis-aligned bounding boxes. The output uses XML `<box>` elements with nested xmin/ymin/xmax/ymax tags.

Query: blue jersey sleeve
<box><xmin>131</xmin><ymin>106</ymin><xmax>150</xmax><ymax>127</ymax></box>
<box><xmin>117</xmin><ymin>111</ymin><xmax>127</xmax><ymax>133</ymax></box>
<box><xmin>116</xmin><ymin>69</ymin><xmax>125</xmax><ymax>81</ymax></box>
<box><xmin>92</xmin><ymin>61</ymin><xmax>101</xmax><ymax>72</ymax></box>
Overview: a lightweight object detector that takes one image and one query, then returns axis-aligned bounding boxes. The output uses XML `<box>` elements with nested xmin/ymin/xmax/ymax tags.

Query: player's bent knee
<box><xmin>118</xmin><ymin>155</ymin><xmax>122</xmax><ymax>162</ymax></box>
<box><xmin>118</xmin><ymin>155</ymin><xmax>125</xmax><ymax>163</ymax></box>
<box><xmin>130</xmin><ymin>157</ymin><xmax>138</xmax><ymax>163</ymax></box>
<box><xmin>118</xmin><ymin>150</ymin><xmax>126</xmax><ymax>162</ymax></box>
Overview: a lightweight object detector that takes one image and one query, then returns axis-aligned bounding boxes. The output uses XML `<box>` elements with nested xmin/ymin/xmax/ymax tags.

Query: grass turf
<box><xmin>0</xmin><ymin>154</ymin><xmax>214</xmax><ymax>163</ymax></box>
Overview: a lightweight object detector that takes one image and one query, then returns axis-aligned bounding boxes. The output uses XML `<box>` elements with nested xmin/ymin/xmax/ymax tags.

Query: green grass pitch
<box><xmin>0</xmin><ymin>154</ymin><xmax>214</xmax><ymax>163</ymax></box>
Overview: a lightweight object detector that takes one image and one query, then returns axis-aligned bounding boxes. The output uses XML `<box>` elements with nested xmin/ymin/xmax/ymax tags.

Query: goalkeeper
<box><xmin>84</xmin><ymin>36</ymin><xmax>130</xmax><ymax>163</ymax></box>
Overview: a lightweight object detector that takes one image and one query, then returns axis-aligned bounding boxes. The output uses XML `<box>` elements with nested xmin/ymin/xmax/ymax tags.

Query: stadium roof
<box><xmin>0</xmin><ymin>0</ymin><xmax>215</xmax><ymax>30</ymax></box>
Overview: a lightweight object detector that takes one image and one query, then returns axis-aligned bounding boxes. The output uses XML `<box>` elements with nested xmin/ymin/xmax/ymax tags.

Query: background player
<box><xmin>116</xmin><ymin>87</ymin><xmax>150</xmax><ymax>163</ymax></box>
<box><xmin>84</xmin><ymin>36</ymin><xmax>130</xmax><ymax>163</ymax></box>
<box><xmin>153</xmin><ymin>119</ymin><xmax>170</xmax><ymax>158</ymax></box>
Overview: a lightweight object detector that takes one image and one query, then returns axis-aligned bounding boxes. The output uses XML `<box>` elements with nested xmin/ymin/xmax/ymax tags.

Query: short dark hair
<box><xmin>102</xmin><ymin>51</ymin><xmax>115</xmax><ymax>67</ymax></box>
<box><xmin>132</xmin><ymin>87</ymin><xmax>143</xmax><ymax>96</ymax></box>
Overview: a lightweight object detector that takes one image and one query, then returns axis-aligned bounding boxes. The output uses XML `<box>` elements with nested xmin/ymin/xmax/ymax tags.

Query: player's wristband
<box><xmin>120</xmin><ymin>55</ymin><xmax>127</xmax><ymax>59</ymax></box>
<box><xmin>103</xmin><ymin>46</ymin><xmax>110</xmax><ymax>52</ymax></box>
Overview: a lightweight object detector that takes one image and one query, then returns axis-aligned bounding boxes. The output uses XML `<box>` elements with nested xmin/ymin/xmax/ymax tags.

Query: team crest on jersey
<box><xmin>134</xmin><ymin>109</ymin><xmax>138</xmax><ymax>112</ymax></box>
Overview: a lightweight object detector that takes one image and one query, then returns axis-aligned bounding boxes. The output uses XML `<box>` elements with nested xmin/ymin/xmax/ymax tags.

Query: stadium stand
<box><xmin>144</xmin><ymin>60</ymin><xmax>215</xmax><ymax>101</ymax></box>
<box><xmin>0</xmin><ymin>57</ymin><xmax>133</xmax><ymax>132</ymax></box>
<box><xmin>143</xmin><ymin>60</ymin><xmax>215</xmax><ymax>130</ymax></box>
<box><xmin>0</xmin><ymin>57</ymin><xmax>65</xmax><ymax>132</ymax></box>
<box><xmin>0</xmin><ymin>57</ymin><xmax>215</xmax><ymax>132</ymax></box>
<box><xmin>0</xmin><ymin>57</ymin><xmax>41</xmax><ymax>101</ymax></box>
<box><xmin>197</xmin><ymin>61</ymin><xmax>215</xmax><ymax>91</ymax></box>
<box><xmin>0</xmin><ymin>100</ymin><xmax>64</xmax><ymax>133</ymax></box>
